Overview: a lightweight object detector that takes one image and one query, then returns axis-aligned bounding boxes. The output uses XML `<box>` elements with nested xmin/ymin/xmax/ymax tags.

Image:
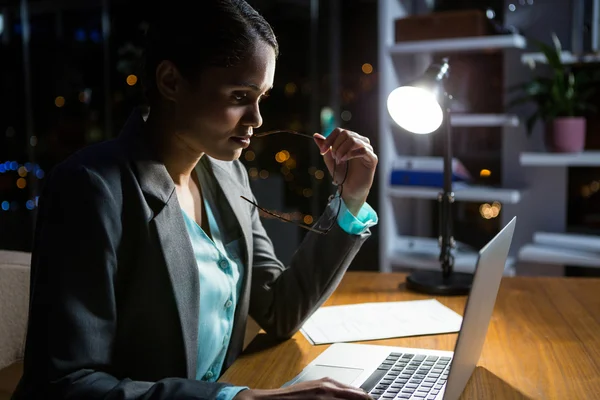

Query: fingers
<box><xmin>334</xmin><ymin>136</ymin><xmax>376</xmax><ymax>167</ymax></box>
<box><xmin>313</xmin><ymin>133</ymin><xmax>331</xmax><ymax>155</ymax></box>
<box><xmin>341</xmin><ymin>147</ymin><xmax>377</xmax><ymax>163</ymax></box>
<box><xmin>313</xmin><ymin>128</ymin><xmax>377</xmax><ymax>185</ymax></box>
<box><xmin>318</xmin><ymin>377</ymin><xmax>373</xmax><ymax>399</ymax></box>
<box><xmin>268</xmin><ymin>378</ymin><xmax>372</xmax><ymax>400</ymax></box>
<box><xmin>314</xmin><ymin>128</ymin><xmax>374</xmax><ymax>161</ymax></box>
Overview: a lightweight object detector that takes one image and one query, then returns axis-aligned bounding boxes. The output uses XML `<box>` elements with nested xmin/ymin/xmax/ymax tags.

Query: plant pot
<box><xmin>545</xmin><ymin>117</ymin><xmax>587</xmax><ymax>153</ymax></box>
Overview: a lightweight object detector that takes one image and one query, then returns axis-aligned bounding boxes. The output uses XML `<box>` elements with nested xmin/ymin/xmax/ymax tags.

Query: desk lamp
<box><xmin>387</xmin><ymin>58</ymin><xmax>473</xmax><ymax>295</ymax></box>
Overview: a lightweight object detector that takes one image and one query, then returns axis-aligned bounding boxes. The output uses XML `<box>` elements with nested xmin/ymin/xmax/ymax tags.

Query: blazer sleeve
<box><xmin>19</xmin><ymin>162</ymin><xmax>232</xmax><ymax>400</ymax></box>
<box><xmin>242</xmin><ymin>162</ymin><xmax>371</xmax><ymax>339</ymax></box>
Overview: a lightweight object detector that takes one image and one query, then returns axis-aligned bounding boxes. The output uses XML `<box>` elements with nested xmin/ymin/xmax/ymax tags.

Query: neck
<box><xmin>145</xmin><ymin>108</ymin><xmax>203</xmax><ymax>187</ymax></box>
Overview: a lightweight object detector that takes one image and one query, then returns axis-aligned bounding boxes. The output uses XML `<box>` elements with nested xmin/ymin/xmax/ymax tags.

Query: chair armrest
<box><xmin>0</xmin><ymin>251</ymin><xmax>31</xmax><ymax>371</ymax></box>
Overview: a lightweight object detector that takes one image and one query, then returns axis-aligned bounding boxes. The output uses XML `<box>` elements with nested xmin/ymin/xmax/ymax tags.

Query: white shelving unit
<box><xmin>521</xmin><ymin>51</ymin><xmax>600</xmax><ymax>67</ymax></box>
<box><xmin>388</xmin><ymin>183</ymin><xmax>523</xmax><ymax>203</ymax></box>
<box><xmin>451</xmin><ymin>114</ymin><xmax>520</xmax><ymax>127</ymax></box>
<box><xmin>532</xmin><ymin>231</ymin><xmax>600</xmax><ymax>252</ymax></box>
<box><xmin>391</xmin><ymin>236</ymin><xmax>516</xmax><ymax>275</ymax></box>
<box><xmin>377</xmin><ymin>1</ymin><xmax>525</xmax><ymax>274</ymax></box>
<box><xmin>519</xmin><ymin>231</ymin><xmax>600</xmax><ymax>269</ymax></box>
<box><xmin>390</xmin><ymin>34</ymin><xmax>526</xmax><ymax>54</ymax></box>
<box><xmin>377</xmin><ymin>2</ymin><xmax>600</xmax><ymax>276</ymax></box>
<box><xmin>517</xmin><ymin>152</ymin><xmax>600</xmax><ymax>272</ymax></box>
<box><xmin>520</xmin><ymin>151</ymin><xmax>600</xmax><ymax>166</ymax></box>
<box><xmin>517</xmin><ymin>19</ymin><xmax>600</xmax><ymax>271</ymax></box>
<box><xmin>388</xmin><ymin>113</ymin><xmax>519</xmax><ymax>128</ymax></box>
<box><xmin>389</xmin><ymin>114</ymin><xmax>520</xmax><ymax>128</ymax></box>
<box><xmin>518</xmin><ymin>245</ymin><xmax>600</xmax><ymax>269</ymax></box>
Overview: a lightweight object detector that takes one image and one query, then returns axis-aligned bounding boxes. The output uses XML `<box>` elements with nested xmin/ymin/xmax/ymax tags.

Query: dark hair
<box><xmin>142</xmin><ymin>0</ymin><xmax>279</xmax><ymax>102</ymax></box>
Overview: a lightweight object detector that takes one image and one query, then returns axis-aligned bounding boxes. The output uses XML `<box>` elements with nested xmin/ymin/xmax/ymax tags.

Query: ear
<box><xmin>155</xmin><ymin>60</ymin><xmax>185</xmax><ymax>103</ymax></box>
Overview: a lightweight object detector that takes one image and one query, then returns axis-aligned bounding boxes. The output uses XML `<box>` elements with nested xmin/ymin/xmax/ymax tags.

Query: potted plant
<box><xmin>509</xmin><ymin>34</ymin><xmax>598</xmax><ymax>153</ymax></box>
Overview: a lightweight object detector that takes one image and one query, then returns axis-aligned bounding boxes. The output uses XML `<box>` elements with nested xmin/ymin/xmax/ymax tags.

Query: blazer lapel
<box><xmin>201</xmin><ymin>157</ymin><xmax>254</xmax><ymax>370</ymax></box>
<box><xmin>153</xmin><ymin>197</ymin><xmax>199</xmax><ymax>380</ymax></box>
<box><xmin>202</xmin><ymin>158</ymin><xmax>252</xmax><ymax>266</ymax></box>
<box><xmin>119</xmin><ymin>109</ymin><xmax>199</xmax><ymax>379</ymax></box>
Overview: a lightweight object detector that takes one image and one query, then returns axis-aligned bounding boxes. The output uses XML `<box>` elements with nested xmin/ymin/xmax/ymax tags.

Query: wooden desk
<box><xmin>221</xmin><ymin>272</ymin><xmax>600</xmax><ymax>399</ymax></box>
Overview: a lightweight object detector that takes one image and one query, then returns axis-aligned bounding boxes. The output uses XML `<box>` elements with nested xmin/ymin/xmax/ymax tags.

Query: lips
<box><xmin>230</xmin><ymin>135</ymin><xmax>252</xmax><ymax>148</ymax></box>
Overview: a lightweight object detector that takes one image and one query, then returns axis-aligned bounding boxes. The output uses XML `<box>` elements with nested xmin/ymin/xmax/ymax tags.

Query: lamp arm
<box><xmin>439</xmin><ymin>98</ymin><xmax>455</xmax><ymax>278</ymax></box>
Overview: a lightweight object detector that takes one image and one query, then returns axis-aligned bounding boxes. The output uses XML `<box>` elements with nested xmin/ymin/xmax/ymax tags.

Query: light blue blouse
<box><xmin>181</xmin><ymin>165</ymin><xmax>378</xmax><ymax>400</ymax></box>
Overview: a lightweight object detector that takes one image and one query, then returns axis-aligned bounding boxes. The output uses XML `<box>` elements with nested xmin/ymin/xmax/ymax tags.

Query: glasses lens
<box><xmin>310</xmin><ymin>192</ymin><xmax>342</xmax><ymax>233</ymax></box>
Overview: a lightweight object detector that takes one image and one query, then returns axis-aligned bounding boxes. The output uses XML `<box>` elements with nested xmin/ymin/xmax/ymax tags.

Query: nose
<box><xmin>242</xmin><ymin>102</ymin><xmax>263</xmax><ymax>129</ymax></box>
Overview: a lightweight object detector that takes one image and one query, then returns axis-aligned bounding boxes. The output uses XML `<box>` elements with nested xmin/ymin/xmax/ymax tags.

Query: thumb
<box><xmin>313</xmin><ymin>133</ymin><xmax>335</xmax><ymax>176</ymax></box>
<box><xmin>313</xmin><ymin>133</ymin><xmax>329</xmax><ymax>154</ymax></box>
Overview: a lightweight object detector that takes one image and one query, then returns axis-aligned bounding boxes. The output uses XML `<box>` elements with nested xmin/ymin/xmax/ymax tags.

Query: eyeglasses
<box><xmin>240</xmin><ymin>130</ymin><xmax>349</xmax><ymax>235</ymax></box>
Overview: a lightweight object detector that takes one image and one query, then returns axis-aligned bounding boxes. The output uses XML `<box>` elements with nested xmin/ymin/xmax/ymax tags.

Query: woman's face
<box><xmin>171</xmin><ymin>41</ymin><xmax>276</xmax><ymax>161</ymax></box>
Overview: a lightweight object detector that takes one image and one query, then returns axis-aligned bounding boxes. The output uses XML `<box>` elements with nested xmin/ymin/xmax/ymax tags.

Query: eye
<box><xmin>231</xmin><ymin>91</ymin><xmax>248</xmax><ymax>102</ymax></box>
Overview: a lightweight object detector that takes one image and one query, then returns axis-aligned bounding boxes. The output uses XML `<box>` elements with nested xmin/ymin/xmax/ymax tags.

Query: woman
<box><xmin>14</xmin><ymin>1</ymin><xmax>378</xmax><ymax>399</ymax></box>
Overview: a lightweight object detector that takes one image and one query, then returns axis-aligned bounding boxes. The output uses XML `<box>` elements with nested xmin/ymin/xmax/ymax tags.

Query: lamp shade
<box><xmin>387</xmin><ymin>86</ymin><xmax>443</xmax><ymax>134</ymax></box>
<box><xmin>387</xmin><ymin>58</ymin><xmax>450</xmax><ymax>135</ymax></box>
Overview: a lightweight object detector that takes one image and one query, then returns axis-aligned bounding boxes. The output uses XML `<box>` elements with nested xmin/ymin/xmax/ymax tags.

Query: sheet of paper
<box><xmin>300</xmin><ymin>299</ymin><xmax>463</xmax><ymax>345</ymax></box>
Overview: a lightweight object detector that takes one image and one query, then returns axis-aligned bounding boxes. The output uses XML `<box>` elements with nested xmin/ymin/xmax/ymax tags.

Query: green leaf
<box><xmin>511</xmin><ymin>33</ymin><xmax>598</xmax><ymax>127</ymax></box>
<box><xmin>551</xmin><ymin>33</ymin><xmax>562</xmax><ymax>54</ymax></box>
<box><xmin>538</xmin><ymin>40</ymin><xmax>563</xmax><ymax>70</ymax></box>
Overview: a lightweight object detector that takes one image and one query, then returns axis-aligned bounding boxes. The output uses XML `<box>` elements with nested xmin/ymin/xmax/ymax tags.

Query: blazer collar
<box><xmin>118</xmin><ymin>107</ymin><xmax>252</xmax><ymax>259</ymax></box>
<box><xmin>198</xmin><ymin>157</ymin><xmax>252</xmax><ymax>266</ymax></box>
<box><xmin>118</xmin><ymin>108</ymin><xmax>175</xmax><ymax>212</ymax></box>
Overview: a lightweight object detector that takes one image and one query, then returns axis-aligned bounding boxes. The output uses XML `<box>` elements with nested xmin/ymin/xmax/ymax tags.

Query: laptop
<box><xmin>284</xmin><ymin>217</ymin><xmax>516</xmax><ymax>400</ymax></box>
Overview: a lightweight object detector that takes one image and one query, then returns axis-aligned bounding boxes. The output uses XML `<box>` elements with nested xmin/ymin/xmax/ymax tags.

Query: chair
<box><xmin>0</xmin><ymin>250</ymin><xmax>31</xmax><ymax>400</ymax></box>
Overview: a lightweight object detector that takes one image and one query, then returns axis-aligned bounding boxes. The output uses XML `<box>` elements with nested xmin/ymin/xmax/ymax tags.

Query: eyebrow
<box><xmin>232</xmin><ymin>82</ymin><xmax>273</xmax><ymax>92</ymax></box>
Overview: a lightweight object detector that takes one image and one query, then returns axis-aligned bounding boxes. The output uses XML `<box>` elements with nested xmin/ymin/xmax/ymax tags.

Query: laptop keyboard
<box><xmin>359</xmin><ymin>352</ymin><xmax>451</xmax><ymax>400</ymax></box>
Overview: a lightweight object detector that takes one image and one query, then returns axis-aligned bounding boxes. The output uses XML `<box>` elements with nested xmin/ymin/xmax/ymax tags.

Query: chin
<box><xmin>205</xmin><ymin>149</ymin><xmax>243</xmax><ymax>162</ymax></box>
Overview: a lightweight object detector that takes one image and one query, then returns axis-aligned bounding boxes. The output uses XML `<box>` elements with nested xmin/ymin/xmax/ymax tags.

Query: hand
<box><xmin>313</xmin><ymin>128</ymin><xmax>378</xmax><ymax>216</ymax></box>
<box><xmin>233</xmin><ymin>377</ymin><xmax>372</xmax><ymax>399</ymax></box>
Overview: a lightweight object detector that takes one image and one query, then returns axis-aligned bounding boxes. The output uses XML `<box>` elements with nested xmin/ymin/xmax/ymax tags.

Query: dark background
<box><xmin>0</xmin><ymin>0</ymin><xmax>598</xmax><ymax>272</ymax></box>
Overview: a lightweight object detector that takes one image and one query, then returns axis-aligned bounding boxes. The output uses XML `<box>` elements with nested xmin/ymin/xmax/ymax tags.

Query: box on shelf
<box><xmin>394</xmin><ymin>10</ymin><xmax>494</xmax><ymax>43</ymax></box>
<box><xmin>390</xmin><ymin>157</ymin><xmax>471</xmax><ymax>186</ymax></box>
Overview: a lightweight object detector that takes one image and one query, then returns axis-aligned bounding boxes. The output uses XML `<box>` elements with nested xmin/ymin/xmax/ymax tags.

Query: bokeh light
<box><xmin>126</xmin><ymin>74</ymin><xmax>138</xmax><ymax>86</ymax></box>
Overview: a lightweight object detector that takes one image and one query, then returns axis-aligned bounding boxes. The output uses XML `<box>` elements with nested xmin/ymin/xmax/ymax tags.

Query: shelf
<box><xmin>520</xmin><ymin>151</ymin><xmax>600</xmax><ymax>166</ymax></box>
<box><xmin>518</xmin><ymin>244</ymin><xmax>600</xmax><ymax>268</ymax></box>
<box><xmin>389</xmin><ymin>236</ymin><xmax>515</xmax><ymax>275</ymax></box>
<box><xmin>533</xmin><ymin>232</ymin><xmax>600</xmax><ymax>253</ymax></box>
<box><xmin>521</xmin><ymin>50</ymin><xmax>600</xmax><ymax>67</ymax></box>
<box><xmin>388</xmin><ymin>114</ymin><xmax>519</xmax><ymax>128</ymax></box>
<box><xmin>388</xmin><ymin>183</ymin><xmax>523</xmax><ymax>204</ymax></box>
<box><xmin>389</xmin><ymin>34</ymin><xmax>526</xmax><ymax>55</ymax></box>
<box><xmin>450</xmin><ymin>114</ymin><xmax>519</xmax><ymax>127</ymax></box>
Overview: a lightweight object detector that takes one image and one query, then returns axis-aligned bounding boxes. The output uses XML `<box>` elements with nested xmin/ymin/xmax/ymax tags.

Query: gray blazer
<box><xmin>13</xmin><ymin>109</ymin><xmax>371</xmax><ymax>399</ymax></box>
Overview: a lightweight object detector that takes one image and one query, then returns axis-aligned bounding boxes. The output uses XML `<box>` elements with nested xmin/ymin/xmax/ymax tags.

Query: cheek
<box><xmin>202</xmin><ymin>105</ymin><xmax>245</xmax><ymax>131</ymax></box>
<box><xmin>186</xmin><ymin>102</ymin><xmax>238</xmax><ymax>131</ymax></box>
<box><xmin>222</xmin><ymin>107</ymin><xmax>245</xmax><ymax>123</ymax></box>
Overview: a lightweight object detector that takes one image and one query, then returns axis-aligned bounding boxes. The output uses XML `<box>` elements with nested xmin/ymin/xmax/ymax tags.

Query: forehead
<box><xmin>198</xmin><ymin>42</ymin><xmax>276</xmax><ymax>92</ymax></box>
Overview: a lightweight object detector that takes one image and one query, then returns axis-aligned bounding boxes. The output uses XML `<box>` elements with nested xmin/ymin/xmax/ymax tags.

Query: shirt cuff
<box><xmin>335</xmin><ymin>197</ymin><xmax>379</xmax><ymax>235</ymax></box>
<box><xmin>216</xmin><ymin>386</ymin><xmax>250</xmax><ymax>400</ymax></box>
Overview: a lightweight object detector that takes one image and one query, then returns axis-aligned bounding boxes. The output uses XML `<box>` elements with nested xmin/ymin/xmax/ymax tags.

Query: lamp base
<box><xmin>405</xmin><ymin>270</ymin><xmax>473</xmax><ymax>296</ymax></box>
